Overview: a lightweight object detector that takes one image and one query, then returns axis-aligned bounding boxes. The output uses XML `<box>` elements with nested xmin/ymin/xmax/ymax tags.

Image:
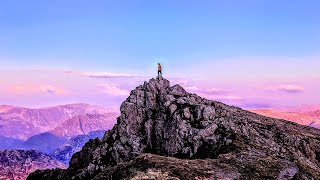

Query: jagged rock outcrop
<box><xmin>0</xmin><ymin>150</ymin><xmax>66</xmax><ymax>180</ymax></box>
<box><xmin>28</xmin><ymin>77</ymin><xmax>320</xmax><ymax>180</ymax></box>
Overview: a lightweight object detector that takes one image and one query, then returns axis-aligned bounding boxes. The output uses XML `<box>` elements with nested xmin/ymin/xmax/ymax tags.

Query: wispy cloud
<box><xmin>204</xmin><ymin>88</ymin><xmax>228</xmax><ymax>95</ymax></box>
<box><xmin>40</xmin><ymin>85</ymin><xmax>59</xmax><ymax>95</ymax></box>
<box><xmin>183</xmin><ymin>85</ymin><xmax>241</xmax><ymax>102</ymax></box>
<box><xmin>216</xmin><ymin>95</ymin><xmax>242</xmax><ymax>101</ymax></box>
<box><xmin>184</xmin><ymin>86</ymin><xmax>199</xmax><ymax>91</ymax></box>
<box><xmin>98</xmin><ymin>84</ymin><xmax>130</xmax><ymax>96</ymax></box>
<box><xmin>85</xmin><ymin>72</ymin><xmax>133</xmax><ymax>78</ymax></box>
<box><xmin>11</xmin><ymin>84</ymin><xmax>66</xmax><ymax>95</ymax></box>
<box><xmin>277</xmin><ymin>85</ymin><xmax>304</xmax><ymax>93</ymax></box>
<box><xmin>184</xmin><ymin>85</ymin><xmax>228</xmax><ymax>95</ymax></box>
<box><xmin>63</xmin><ymin>70</ymin><xmax>73</xmax><ymax>74</ymax></box>
<box><xmin>264</xmin><ymin>84</ymin><xmax>305</xmax><ymax>94</ymax></box>
<box><xmin>169</xmin><ymin>78</ymin><xmax>189</xmax><ymax>86</ymax></box>
<box><xmin>200</xmin><ymin>93</ymin><xmax>243</xmax><ymax>101</ymax></box>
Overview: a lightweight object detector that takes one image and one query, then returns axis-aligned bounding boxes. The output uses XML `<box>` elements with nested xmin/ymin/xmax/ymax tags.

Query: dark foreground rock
<box><xmin>28</xmin><ymin>153</ymin><xmax>302</xmax><ymax>179</ymax></box>
<box><xmin>28</xmin><ymin>77</ymin><xmax>320</xmax><ymax>180</ymax></box>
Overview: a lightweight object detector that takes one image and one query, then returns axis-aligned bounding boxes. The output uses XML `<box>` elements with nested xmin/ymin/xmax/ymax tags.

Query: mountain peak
<box><xmin>28</xmin><ymin>78</ymin><xmax>320</xmax><ymax>180</ymax></box>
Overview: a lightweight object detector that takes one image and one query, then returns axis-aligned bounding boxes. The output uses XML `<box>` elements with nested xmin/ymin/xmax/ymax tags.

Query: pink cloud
<box><xmin>170</xmin><ymin>78</ymin><xmax>189</xmax><ymax>86</ymax></box>
<box><xmin>98</xmin><ymin>84</ymin><xmax>130</xmax><ymax>96</ymax></box>
<box><xmin>205</xmin><ymin>88</ymin><xmax>228</xmax><ymax>95</ymax></box>
<box><xmin>184</xmin><ymin>85</ymin><xmax>228</xmax><ymax>95</ymax></box>
<box><xmin>185</xmin><ymin>86</ymin><xmax>199</xmax><ymax>91</ymax></box>
<box><xmin>85</xmin><ymin>72</ymin><xmax>133</xmax><ymax>78</ymax></box>
<box><xmin>11</xmin><ymin>84</ymin><xmax>66</xmax><ymax>95</ymax></box>
<box><xmin>61</xmin><ymin>70</ymin><xmax>135</xmax><ymax>79</ymax></box>
<box><xmin>263</xmin><ymin>84</ymin><xmax>305</xmax><ymax>94</ymax></box>
<box><xmin>63</xmin><ymin>70</ymin><xmax>73</xmax><ymax>74</ymax></box>
<box><xmin>278</xmin><ymin>85</ymin><xmax>304</xmax><ymax>93</ymax></box>
<box><xmin>13</xmin><ymin>85</ymin><xmax>28</xmax><ymax>93</ymax></box>
<box><xmin>199</xmin><ymin>93</ymin><xmax>243</xmax><ymax>101</ymax></box>
<box><xmin>40</xmin><ymin>85</ymin><xmax>62</xmax><ymax>95</ymax></box>
<box><xmin>182</xmin><ymin>85</ymin><xmax>242</xmax><ymax>104</ymax></box>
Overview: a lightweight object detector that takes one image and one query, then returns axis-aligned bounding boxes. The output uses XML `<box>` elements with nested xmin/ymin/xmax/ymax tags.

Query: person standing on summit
<box><xmin>158</xmin><ymin>63</ymin><xmax>162</xmax><ymax>77</ymax></box>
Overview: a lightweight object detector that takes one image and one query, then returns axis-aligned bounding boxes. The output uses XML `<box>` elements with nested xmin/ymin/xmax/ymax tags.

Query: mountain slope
<box><xmin>28</xmin><ymin>77</ymin><xmax>320</xmax><ymax>179</ymax></box>
<box><xmin>0</xmin><ymin>135</ymin><xmax>23</xmax><ymax>149</ymax></box>
<box><xmin>49</xmin><ymin>113</ymin><xmax>118</xmax><ymax>138</ymax></box>
<box><xmin>0</xmin><ymin>150</ymin><xmax>66</xmax><ymax>180</ymax></box>
<box><xmin>250</xmin><ymin>108</ymin><xmax>320</xmax><ymax>128</ymax></box>
<box><xmin>0</xmin><ymin>105</ymin><xmax>14</xmax><ymax>113</ymax></box>
<box><xmin>50</xmin><ymin>131</ymin><xmax>105</xmax><ymax>164</ymax></box>
<box><xmin>22</xmin><ymin>133</ymin><xmax>66</xmax><ymax>154</ymax></box>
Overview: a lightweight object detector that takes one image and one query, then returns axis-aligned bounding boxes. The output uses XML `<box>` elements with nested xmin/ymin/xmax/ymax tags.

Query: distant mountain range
<box><xmin>283</xmin><ymin>104</ymin><xmax>320</xmax><ymax>112</ymax></box>
<box><xmin>0</xmin><ymin>103</ymin><xmax>118</xmax><ymax>155</ymax></box>
<box><xmin>0</xmin><ymin>105</ymin><xmax>15</xmax><ymax>113</ymax></box>
<box><xmin>0</xmin><ymin>104</ymin><xmax>118</xmax><ymax>179</ymax></box>
<box><xmin>0</xmin><ymin>103</ymin><xmax>118</xmax><ymax>140</ymax></box>
<box><xmin>0</xmin><ymin>104</ymin><xmax>118</xmax><ymax>162</ymax></box>
<box><xmin>249</xmin><ymin>106</ymin><xmax>320</xmax><ymax>129</ymax></box>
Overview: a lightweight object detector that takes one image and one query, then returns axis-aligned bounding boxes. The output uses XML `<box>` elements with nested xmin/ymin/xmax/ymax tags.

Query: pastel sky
<box><xmin>0</xmin><ymin>1</ymin><xmax>319</xmax><ymax>108</ymax></box>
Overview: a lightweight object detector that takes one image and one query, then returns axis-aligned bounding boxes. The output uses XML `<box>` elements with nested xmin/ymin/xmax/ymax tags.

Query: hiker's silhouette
<box><xmin>158</xmin><ymin>63</ymin><xmax>162</xmax><ymax>77</ymax></box>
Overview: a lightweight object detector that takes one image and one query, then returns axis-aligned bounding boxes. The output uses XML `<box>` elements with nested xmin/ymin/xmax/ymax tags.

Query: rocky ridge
<box><xmin>28</xmin><ymin>77</ymin><xmax>320</xmax><ymax>179</ymax></box>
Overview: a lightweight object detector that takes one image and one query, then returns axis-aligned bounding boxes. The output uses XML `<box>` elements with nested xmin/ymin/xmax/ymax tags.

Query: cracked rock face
<box><xmin>28</xmin><ymin>77</ymin><xmax>320</xmax><ymax>180</ymax></box>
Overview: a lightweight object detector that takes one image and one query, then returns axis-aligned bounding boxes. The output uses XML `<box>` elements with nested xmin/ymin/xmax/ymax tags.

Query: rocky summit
<box><xmin>28</xmin><ymin>77</ymin><xmax>320</xmax><ymax>180</ymax></box>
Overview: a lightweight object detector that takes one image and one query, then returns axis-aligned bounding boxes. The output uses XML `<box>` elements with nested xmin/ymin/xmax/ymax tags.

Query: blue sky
<box><xmin>0</xmin><ymin>1</ymin><xmax>319</xmax><ymax>108</ymax></box>
<box><xmin>1</xmin><ymin>1</ymin><xmax>319</xmax><ymax>69</ymax></box>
